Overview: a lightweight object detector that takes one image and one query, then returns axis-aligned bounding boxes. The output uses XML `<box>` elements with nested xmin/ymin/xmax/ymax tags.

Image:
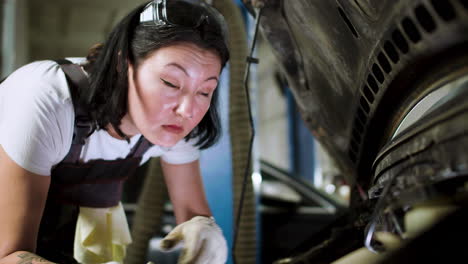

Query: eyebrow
<box><xmin>165</xmin><ymin>63</ymin><xmax>219</xmax><ymax>83</ymax></box>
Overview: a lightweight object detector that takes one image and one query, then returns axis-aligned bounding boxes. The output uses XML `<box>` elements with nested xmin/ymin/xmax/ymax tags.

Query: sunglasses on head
<box><xmin>139</xmin><ymin>0</ymin><xmax>228</xmax><ymax>41</ymax></box>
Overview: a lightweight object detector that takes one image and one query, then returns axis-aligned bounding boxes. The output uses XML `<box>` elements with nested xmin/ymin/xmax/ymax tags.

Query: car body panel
<box><xmin>254</xmin><ymin>0</ymin><xmax>468</xmax><ymax>187</ymax></box>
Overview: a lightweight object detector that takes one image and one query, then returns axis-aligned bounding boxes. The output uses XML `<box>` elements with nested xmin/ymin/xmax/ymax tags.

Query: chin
<box><xmin>158</xmin><ymin>141</ymin><xmax>179</xmax><ymax>148</ymax></box>
<box><xmin>146</xmin><ymin>134</ymin><xmax>183</xmax><ymax>148</ymax></box>
<box><xmin>148</xmin><ymin>138</ymin><xmax>177</xmax><ymax>148</ymax></box>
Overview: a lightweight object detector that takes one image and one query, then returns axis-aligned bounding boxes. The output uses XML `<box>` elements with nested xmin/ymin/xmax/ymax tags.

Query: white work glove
<box><xmin>160</xmin><ymin>216</ymin><xmax>227</xmax><ymax>264</ymax></box>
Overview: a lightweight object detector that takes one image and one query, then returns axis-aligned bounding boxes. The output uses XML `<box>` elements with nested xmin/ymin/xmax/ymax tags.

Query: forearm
<box><xmin>0</xmin><ymin>251</ymin><xmax>56</xmax><ymax>264</ymax></box>
<box><xmin>173</xmin><ymin>203</ymin><xmax>212</xmax><ymax>224</ymax></box>
<box><xmin>170</xmin><ymin>186</ymin><xmax>212</xmax><ymax>224</ymax></box>
<box><xmin>161</xmin><ymin>160</ymin><xmax>212</xmax><ymax>224</ymax></box>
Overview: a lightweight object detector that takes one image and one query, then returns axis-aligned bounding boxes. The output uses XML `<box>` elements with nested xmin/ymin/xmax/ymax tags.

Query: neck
<box><xmin>106</xmin><ymin>114</ymin><xmax>139</xmax><ymax>140</ymax></box>
<box><xmin>106</xmin><ymin>124</ymin><xmax>127</xmax><ymax>140</ymax></box>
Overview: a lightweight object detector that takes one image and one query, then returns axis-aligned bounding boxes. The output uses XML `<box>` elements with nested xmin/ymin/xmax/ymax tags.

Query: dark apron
<box><xmin>35</xmin><ymin>60</ymin><xmax>153</xmax><ymax>263</ymax></box>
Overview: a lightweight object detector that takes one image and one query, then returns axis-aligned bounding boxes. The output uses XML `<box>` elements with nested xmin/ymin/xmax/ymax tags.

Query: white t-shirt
<box><xmin>0</xmin><ymin>59</ymin><xmax>200</xmax><ymax>176</ymax></box>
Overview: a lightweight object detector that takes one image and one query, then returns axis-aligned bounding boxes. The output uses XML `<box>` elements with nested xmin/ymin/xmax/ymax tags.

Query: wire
<box><xmin>232</xmin><ymin>6</ymin><xmax>263</xmax><ymax>264</ymax></box>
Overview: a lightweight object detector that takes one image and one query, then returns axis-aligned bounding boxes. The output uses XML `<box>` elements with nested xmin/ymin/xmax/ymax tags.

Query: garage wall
<box><xmin>256</xmin><ymin>36</ymin><xmax>291</xmax><ymax>171</ymax></box>
<box><xmin>255</xmin><ymin>34</ymin><xmax>349</xmax><ymax>203</ymax></box>
<box><xmin>2</xmin><ymin>0</ymin><xmax>148</xmax><ymax>69</ymax></box>
<box><xmin>1</xmin><ymin>0</ymin><xmax>28</xmax><ymax>78</ymax></box>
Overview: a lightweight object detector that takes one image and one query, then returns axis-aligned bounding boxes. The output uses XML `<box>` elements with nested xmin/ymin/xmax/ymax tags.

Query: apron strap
<box><xmin>127</xmin><ymin>135</ymin><xmax>154</xmax><ymax>159</ymax></box>
<box><xmin>55</xmin><ymin>59</ymin><xmax>94</xmax><ymax>163</ymax></box>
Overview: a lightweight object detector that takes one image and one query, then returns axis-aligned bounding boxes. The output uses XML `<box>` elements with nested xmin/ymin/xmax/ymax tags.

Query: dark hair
<box><xmin>82</xmin><ymin>0</ymin><xmax>230</xmax><ymax>149</ymax></box>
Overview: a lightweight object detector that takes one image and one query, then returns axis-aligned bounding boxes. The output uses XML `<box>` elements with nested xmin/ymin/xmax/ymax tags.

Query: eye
<box><xmin>198</xmin><ymin>91</ymin><xmax>210</xmax><ymax>97</ymax></box>
<box><xmin>160</xmin><ymin>78</ymin><xmax>179</xmax><ymax>89</ymax></box>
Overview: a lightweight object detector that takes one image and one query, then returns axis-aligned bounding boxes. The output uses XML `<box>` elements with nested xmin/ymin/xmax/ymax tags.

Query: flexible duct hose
<box><xmin>212</xmin><ymin>1</ymin><xmax>257</xmax><ymax>263</ymax></box>
<box><xmin>125</xmin><ymin>158</ymin><xmax>168</xmax><ymax>264</ymax></box>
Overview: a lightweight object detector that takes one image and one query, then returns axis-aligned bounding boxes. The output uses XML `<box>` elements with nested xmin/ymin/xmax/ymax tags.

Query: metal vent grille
<box><xmin>431</xmin><ymin>0</ymin><xmax>457</xmax><ymax>21</ymax></box>
<box><xmin>348</xmin><ymin>0</ymin><xmax>463</xmax><ymax>163</ymax></box>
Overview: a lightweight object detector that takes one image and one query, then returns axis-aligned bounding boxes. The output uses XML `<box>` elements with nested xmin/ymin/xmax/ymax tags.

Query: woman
<box><xmin>0</xmin><ymin>0</ymin><xmax>229</xmax><ymax>263</ymax></box>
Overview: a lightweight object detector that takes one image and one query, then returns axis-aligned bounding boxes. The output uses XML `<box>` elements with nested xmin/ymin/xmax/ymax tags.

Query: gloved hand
<box><xmin>160</xmin><ymin>216</ymin><xmax>227</xmax><ymax>264</ymax></box>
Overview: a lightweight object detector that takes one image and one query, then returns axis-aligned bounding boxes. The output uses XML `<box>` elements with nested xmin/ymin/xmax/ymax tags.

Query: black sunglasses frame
<box><xmin>139</xmin><ymin>0</ymin><xmax>228</xmax><ymax>41</ymax></box>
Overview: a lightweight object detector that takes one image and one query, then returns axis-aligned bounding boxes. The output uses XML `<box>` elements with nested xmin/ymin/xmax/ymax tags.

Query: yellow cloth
<box><xmin>74</xmin><ymin>202</ymin><xmax>132</xmax><ymax>264</ymax></box>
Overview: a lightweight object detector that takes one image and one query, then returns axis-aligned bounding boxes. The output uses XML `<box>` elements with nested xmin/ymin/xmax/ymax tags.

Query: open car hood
<box><xmin>245</xmin><ymin>0</ymin><xmax>468</xmax><ymax>187</ymax></box>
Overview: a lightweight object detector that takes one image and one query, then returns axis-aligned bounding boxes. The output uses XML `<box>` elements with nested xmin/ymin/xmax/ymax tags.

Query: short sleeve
<box><xmin>161</xmin><ymin>138</ymin><xmax>201</xmax><ymax>164</ymax></box>
<box><xmin>0</xmin><ymin>61</ymin><xmax>74</xmax><ymax>176</ymax></box>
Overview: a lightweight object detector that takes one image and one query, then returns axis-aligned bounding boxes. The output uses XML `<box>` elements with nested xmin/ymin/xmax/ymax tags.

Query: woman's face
<box><xmin>125</xmin><ymin>43</ymin><xmax>222</xmax><ymax>147</ymax></box>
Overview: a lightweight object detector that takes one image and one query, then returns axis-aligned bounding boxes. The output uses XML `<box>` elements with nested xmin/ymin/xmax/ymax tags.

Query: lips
<box><xmin>162</xmin><ymin>124</ymin><xmax>184</xmax><ymax>134</ymax></box>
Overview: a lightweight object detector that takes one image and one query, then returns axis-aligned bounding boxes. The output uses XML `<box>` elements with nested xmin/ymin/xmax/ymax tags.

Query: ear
<box><xmin>127</xmin><ymin>61</ymin><xmax>134</xmax><ymax>76</ymax></box>
<box><xmin>116</xmin><ymin>50</ymin><xmax>127</xmax><ymax>73</ymax></box>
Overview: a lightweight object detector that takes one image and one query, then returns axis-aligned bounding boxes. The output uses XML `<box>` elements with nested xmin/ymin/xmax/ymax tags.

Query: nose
<box><xmin>176</xmin><ymin>95</ymin><xmax>195</xmax><ymax>119</ymax></box>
